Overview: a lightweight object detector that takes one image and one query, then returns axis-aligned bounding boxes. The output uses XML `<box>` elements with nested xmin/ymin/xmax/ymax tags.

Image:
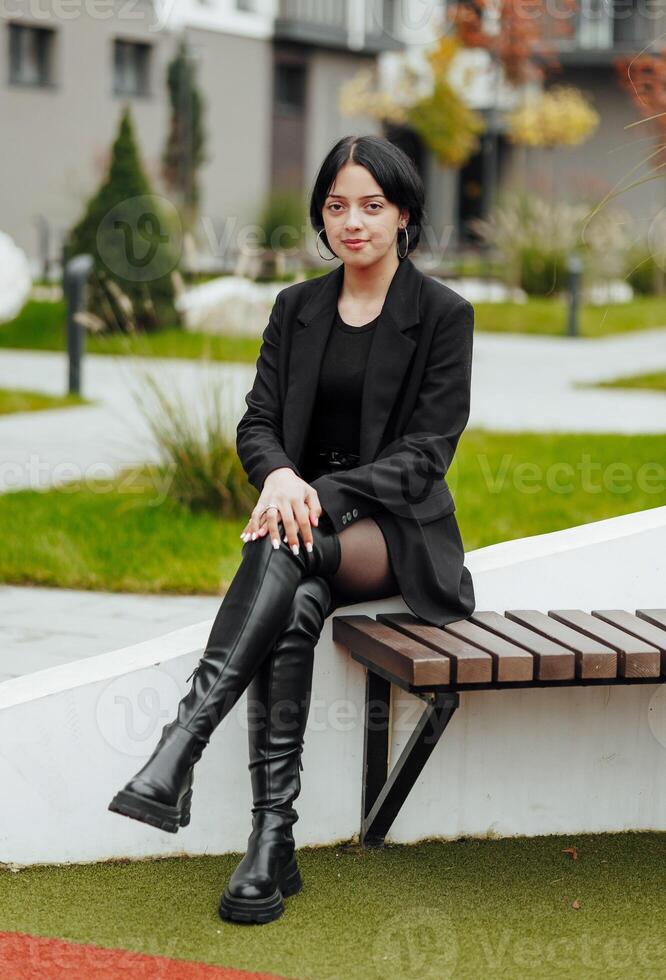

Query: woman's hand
<box><xmin>240</xmin><ymin>467</ymin><xmax>323</xmax><ymax>555</ymax></box>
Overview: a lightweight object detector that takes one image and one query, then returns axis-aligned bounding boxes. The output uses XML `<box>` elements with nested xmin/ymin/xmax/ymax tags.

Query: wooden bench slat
<box><xmin>504</xmin><ymin>609</ymin><xmax>618</xmax><ymax>679</ymax></box>
<box><xmin>636</xmin><ymin>609</ymin><xmax>666</xmax><ymax>631</ymax></box>
<box><xmin>333</xmin><ymin>607</ymin><xmax>666</xmax><ymax>695</ymax></box>
<box><xmin>591</xmin><ymin>610</ymin><xmax>666</xmax><ymax>676</ymax></box>
<box><xmin>548</xmin><ymin>610</ymin><xmax>661</xmax><ymax>679</ymax></box>
<box><xmin>376</xmin><ymin>613</ymin><xmax>493</xmax><ymax>685</ymax></box>
<box><xmin>469</xmin><ymin>610</ymin><xmax>576</xmax><ymax>681</ymax></box>
<box><xmin>332</xmin><ymin>615</ymin><xmax>452</xmax><ymax>687</ymax></box>
<box><xmin>443</xmin><ymin>620</ymin><xmax>536</xmax><ymax>682</ymax></box>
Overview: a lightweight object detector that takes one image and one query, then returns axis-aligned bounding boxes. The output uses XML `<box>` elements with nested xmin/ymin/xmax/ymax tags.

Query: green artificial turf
<box><xmin>1</xmin><ymin>833</ymin><xmax>665</xmax><ymax>979</ymax></box>
<box><xmin>1</xmin><ymin>429</ymin><xmax>664</xmax><ymax>591</ymax></box>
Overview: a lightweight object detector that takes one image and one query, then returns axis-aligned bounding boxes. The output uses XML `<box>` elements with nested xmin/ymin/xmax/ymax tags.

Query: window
<box><xmin>613</xmin><ymin>0</ymin><xmax>650</xmax><ymax>45</ymax></box>
<box><xmin>113</xmin><ymin>39</ymin><xmax>151</xmax><ymax>97</ymax></box>
<box><xmin>382</xmin><ymin>0</ymin><xmax>396</xmax><ymax>34</ymax></box>
<box><xmin>274</xmin><ymin>62</ymin><xmax>306</xmax><ymax>114</ymax></box>
<box><xmin>9</xmin><ymin>22</ymin><xmax>55</xmax><ymax>87</ymax></box>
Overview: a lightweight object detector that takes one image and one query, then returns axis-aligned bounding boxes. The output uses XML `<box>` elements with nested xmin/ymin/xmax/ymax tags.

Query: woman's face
<box><xmin>322</xmin><ymin>161</ymin><xmax>409</xmax><ymax>266</ymax></box>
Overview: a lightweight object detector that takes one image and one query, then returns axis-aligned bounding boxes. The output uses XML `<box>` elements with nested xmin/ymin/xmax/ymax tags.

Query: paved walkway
<box><xmin>472</xmin><ymin>326</ymin><xmax>666</xmax><ymax>432</ymax></box>
<box><xmin>2</xmin><ymin>328</ymin><xmax>666</xmax><ymax>495</ymax></box>
<box><xmin>2</xmin><ymin>327</ymin><xmax>665</xmax><ymax>680</ymax></box>
<box><xmin>0</xmin><ymin>584</ymin><xmax>221</xmax><ymax>684</ymax></box>
<box><xmin>0</xmin><ymin>348</ymin><xmax>252</xmax><ymax>493</ymax></box>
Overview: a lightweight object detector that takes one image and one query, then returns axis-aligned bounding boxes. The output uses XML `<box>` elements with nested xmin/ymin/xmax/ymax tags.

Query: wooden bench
<box><xmin>332</xmin><ymin>608</ymin><xmax>666</xmax><ymax>848</ymax></box>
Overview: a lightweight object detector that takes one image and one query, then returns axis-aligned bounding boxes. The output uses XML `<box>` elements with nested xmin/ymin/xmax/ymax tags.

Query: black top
<box><xmin>302</xmin><ymin>308</ymin><xmax>379</xmax><ymax>468</ymax></box>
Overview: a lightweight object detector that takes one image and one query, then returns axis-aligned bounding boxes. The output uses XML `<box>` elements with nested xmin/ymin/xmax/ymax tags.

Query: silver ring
<box><xmin>259</xmin><ymin>502</ymin><xmax>280</xmax><ymax>517</ymax></box>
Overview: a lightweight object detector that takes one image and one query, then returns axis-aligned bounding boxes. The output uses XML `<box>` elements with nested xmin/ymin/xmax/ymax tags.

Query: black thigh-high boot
<box><xmin>219</xmin><ymin>575</ymin><xmax>333</xmax><ymax>924</ymax></box>
<box><xmin>108</xmin><ymin>522</ymin><xmax>340</xmax><ymax>833</ymax></box>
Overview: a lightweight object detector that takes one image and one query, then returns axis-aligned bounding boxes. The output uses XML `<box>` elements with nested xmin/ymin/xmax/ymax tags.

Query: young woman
<box><xmin>108</xmin><ymin>134</ymin><xmax>476</xmax><ymax>925</ymax></box>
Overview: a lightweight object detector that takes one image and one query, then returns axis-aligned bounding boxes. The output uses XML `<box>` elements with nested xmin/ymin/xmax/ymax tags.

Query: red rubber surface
<box><xmin>0</xmin><ymin>931</ymin><xmax>291</xmax><ymax>979</ymax></box>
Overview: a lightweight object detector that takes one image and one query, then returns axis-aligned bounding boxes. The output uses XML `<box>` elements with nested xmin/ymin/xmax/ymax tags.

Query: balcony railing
<box><xmin>278</xmin><ymin>0</ymin><xmax>346</xmax><ymax>30</ymax></box>
<box><xmin>275</xmin><ymin>0</ymin><xmax>401</xmax><ymax>52</ymax></box>
<box><xmin>540</xmin><ymin>0</ymin><xmax>656</xmax><ymax>56</ymax></box>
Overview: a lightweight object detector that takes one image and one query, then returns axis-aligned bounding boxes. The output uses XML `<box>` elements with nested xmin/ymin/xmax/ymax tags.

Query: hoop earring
<box><xmin>316</xmin><ymin>229</ymin><xmax>337</xmax><ymax>261</ymax></box>
<box><xmin>397</xmin><ymin>226</ymin><xmax>409</xmax><ymax>259</ymax></box>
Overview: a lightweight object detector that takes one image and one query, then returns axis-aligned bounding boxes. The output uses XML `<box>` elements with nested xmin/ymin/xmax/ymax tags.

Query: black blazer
<box><xmin>236</xmin><ymin>255</ymin><xmax>476</xmax><ymax>626</ymax></box>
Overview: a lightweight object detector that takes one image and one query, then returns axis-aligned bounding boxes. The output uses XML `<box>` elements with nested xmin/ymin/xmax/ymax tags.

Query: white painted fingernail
<box><xmin>291</xmin><ymin>544</ymin><xmax>299</xmax><ymax>556</ymax></box>
<box><xmin>306</xmin><ymin>542</ymin><xmax>313</xmax><ymax>553</ymax></box>
<box><xmin>251</xmin><ymin>532</ymin><xmax>257</xmax><ymax>540</ymax></box>
<box><xmin>283</xmin><ymin>535</ymin><xmax>288</xmax><ymax>543</ymax></box>
<box><xmin>272</xmin><ymin>538</ymin><xmax>280</xmax><ymax>549</ymax></box>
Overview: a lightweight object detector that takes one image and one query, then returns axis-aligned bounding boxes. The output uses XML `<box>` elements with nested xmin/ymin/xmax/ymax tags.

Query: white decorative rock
<box><xmin>433</xmin><ymin>276</ymin><xmax>528</xmax><ymax>304</ymax></box>
<box><xmin>0</xmin><ymin>231</ymin><xmax>32</xmax><ymax>323</ymax></box>
<box><xmin>175</xmin><ymin>275</ymin><xmax>287</xmax><ymax>336</ymax></box>
<box><xmin>584</xmin><ymin>280</ymin><xmax>634</xmax><ymax>305</ymax></box>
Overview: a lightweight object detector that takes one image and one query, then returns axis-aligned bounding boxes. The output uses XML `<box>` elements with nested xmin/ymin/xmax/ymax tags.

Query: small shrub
<box><xmin>469</xmin><ymin>189</ymin><xmax>635</xmax><ymax>295</ymax></box>
<box><xmin>130</xmin><ymin>368</ymin><xmax>257</xmax><ymax>516</ymax></box>
<box><xmin>253</xmin><ymin>190</ymin><xmax>306</xmax><ymax>279</ymax></box>
<box><xmin>625</xmin><ymin>247</ymin><xmax>664</xmax><ymax>295</ymax></box>
<box><xmin>259</xmin><ymin>189</ymin><xmax>306</xmax><ymax>252</ymax></box>
<box><xmin>64</xmin><ymin>106</ymin><xmax>182</xmax><ymax>334</ymax></box>
<box><xmin>519</xmin><ymin>246</ymin><xmax>568</xmax><ymax>295</ymax></box>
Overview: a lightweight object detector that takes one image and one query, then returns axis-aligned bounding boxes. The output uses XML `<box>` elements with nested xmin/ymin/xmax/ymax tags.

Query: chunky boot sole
<box><xmin>108</xmin><ymin>787</ymin><xmax>193</xmax><ymax>834</ymax></box>
<box><xmin>218</xmin><ymin>857</ymin><xmax>303</xmax><ymax>925</ymax></box>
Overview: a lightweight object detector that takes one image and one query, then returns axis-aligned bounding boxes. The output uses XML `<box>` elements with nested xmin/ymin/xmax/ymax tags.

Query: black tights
<box><xmin>325</xmin><ymin>515</ymin><xmax>400</xmax><ymax>613</ymax></box>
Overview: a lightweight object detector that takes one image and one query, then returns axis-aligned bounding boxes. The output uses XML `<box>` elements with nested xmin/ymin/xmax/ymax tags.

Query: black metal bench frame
<box><xmin>333</xmin><ymin>608</ymin><xmax>666</xmax><ymax>848</ymax></box>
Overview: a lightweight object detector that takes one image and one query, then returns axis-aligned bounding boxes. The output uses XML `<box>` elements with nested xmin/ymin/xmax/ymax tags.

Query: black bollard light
<box><xmin>63</xmin><ymin>254</ymin><xmax>93</xmax><ymax>395</ymax></box>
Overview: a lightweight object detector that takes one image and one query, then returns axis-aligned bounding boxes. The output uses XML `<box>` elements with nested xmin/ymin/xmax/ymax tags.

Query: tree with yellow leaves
<box><xmin>407</xmin><ymin>36</ymin><xmax>485</xmax><ymax>168</ymax></box>
<box><xmin>446</xmin><ymin>0</ymin><xmax>577</xmax><ymax>215</ymax></box>
<box><xmin>506</xmin><ymin>86</ymin><xmax>599</xmax><ymax>147</ymax></box>
<box><xmin>505</xmin><ymin>85</ymin><xmax>599</xmax><ymax>199</ymax></box>
<box><xmin>338</xmin><ymin>35</ymin><xmax>484</xmax><ymax>169</ymax></box>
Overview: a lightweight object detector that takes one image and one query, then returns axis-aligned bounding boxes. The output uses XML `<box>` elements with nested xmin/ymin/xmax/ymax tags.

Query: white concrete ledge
<box><xmin>2</xmin><ymin>506</ymin><xmax>665</xmax><ymax>866</ymax></box>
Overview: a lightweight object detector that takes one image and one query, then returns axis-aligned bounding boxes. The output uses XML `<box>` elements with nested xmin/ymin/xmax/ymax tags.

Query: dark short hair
<box><xmin>309</xmin><ymin>134</ymin><xmax>425</xmax><ymax>258</ymax></box>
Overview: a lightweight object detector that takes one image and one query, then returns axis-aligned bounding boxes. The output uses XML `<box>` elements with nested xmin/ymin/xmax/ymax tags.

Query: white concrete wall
<box><xmin>1</xmin><ymin>504</ymin><xmax>665</xmax><ymax>866</ymax></box>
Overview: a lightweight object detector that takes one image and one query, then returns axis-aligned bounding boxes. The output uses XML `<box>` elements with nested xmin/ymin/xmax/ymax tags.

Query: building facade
<box><xmin>0</xmin><ymin>0</ymin><xmax>404</xmax><ymax>275</ymax></box>
<box><xmin>3</xmin><ymin>0</ymin><xmax>654</xmax><ymax>276</ymax></box>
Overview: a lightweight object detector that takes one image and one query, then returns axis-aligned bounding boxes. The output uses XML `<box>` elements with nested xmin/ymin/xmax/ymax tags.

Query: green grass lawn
<box><xmin>0</xmin><ymin>468</ymin><xmax>246</xmax><ymax>593</ymax></box>
<box><xmin>0</xmin><ymin>387</ymin><xmax>91</xmax><ymax>415</ymax></box>
<box><xmin>1</xmin><ymin>429</ymin><xmax>664</xmax><ymax>592</ymax></box>
<box><xmin>0</xmin><ymin>300</ymin><xmax>261</xmax><ymax>363</ymax></box>
<box><xmin>1</xmin><ymin>832</ymin><xmax>664</xmax><ymax>979</ymax></box>
<box><xmin>473</xmin><ymin>295</ymin><xmax>666</xmax><ymax>337</ymax></box>
<box><xmin>2</xmin><ymin>294</ymin><xmax>666</xmax><ymax>364</ymax></box>
<box><xmin>585</xmin><ymin>371</ymin><xmax>666</xmax><ymax>393</ymax></box>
